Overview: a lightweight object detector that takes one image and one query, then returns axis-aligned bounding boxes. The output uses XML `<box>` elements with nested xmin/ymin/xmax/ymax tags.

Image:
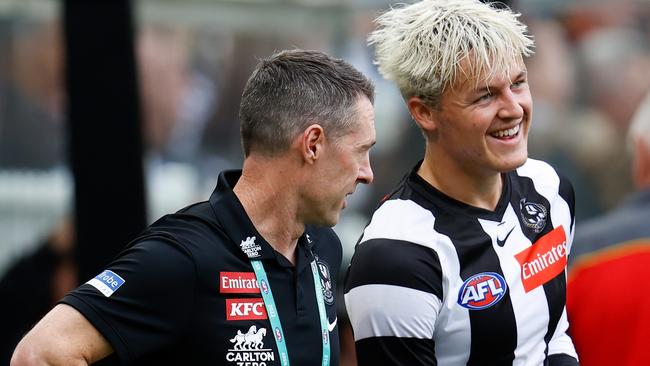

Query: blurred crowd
<box><xmin>2</xmin><ymin>0</ymin><xmax>649</xmax><ymax>242</ymax></box>
<box><xmin>1</xmin><ymin>0</ymin><xmax>650</xmax><ymax>364</ymax></box>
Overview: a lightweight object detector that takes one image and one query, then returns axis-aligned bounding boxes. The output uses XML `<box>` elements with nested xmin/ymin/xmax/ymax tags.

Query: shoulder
<box><xmin>515</xmin><ymin>158</ymin><xmax>575</xmax><ymax>209</ymax></box>
<box><xmin>91</xmin><ymin>237</ymin><xmax>199</xmax><ymax>292</ymax></box>
<box><xmin>572</xmin><ymin>199</ymin><xmax>650</xmax><ymax>258</ymax></box>
<box><xmin>361</xmin><ymin>198</ymin><xmax>439</xmax><ymax>246</ymax></box>
<box><xmin>346</xmin><ymin>198</ymin><xmax>443</xmax><ymax>297</ymax></box>
<box><xmin>143</xmin><ymin>201</ymin><xmax>232</xmax><ymax>256</ymax></box>
<box><xmin>516</xmin><ymin>158</ymin><xmax>571</xmax><ymax>188</ymax></box>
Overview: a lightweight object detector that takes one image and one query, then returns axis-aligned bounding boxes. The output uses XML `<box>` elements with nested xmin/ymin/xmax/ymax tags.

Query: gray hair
<box><xmin>369</xmin><ymin>0</ymin><xmax>534</xmax><ymax>107</ymax></box>
<box><xmin>239</xmin><ymin>49</ymin><xmax>374</xmax><ymax>157</ymax></box>
<box><xmin>628</xmin><ymin>92</ymin><xmax>650</xmax><ymax>150</ymax></box>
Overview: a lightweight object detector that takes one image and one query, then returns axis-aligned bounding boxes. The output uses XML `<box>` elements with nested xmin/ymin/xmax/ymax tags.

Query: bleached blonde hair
<box><xmin>369</xmin><ymin>0</ymin><xmax>535</xmax><ymax>107</ymax></box>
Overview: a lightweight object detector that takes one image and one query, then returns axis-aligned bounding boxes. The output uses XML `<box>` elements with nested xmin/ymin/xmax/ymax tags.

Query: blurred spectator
<box><xmin>0</xmin><ymin>219</ymin><xmax>76</xmax><ymax>365</ymax></box>
<box><xmin>567</xmin><ymin>91</ymin><xmax>650</xmax><ymax>366</ymax></box>
<box><xmin>525</xmin><ymin>18</ymin><xmax>606</xmax><ymax>220</ymax></box>
<box><xmin>570</xmin><ymin>13</ymin><xmax>650</xmax><ymax>212</ymax></box>
<box><xmin>0</xmin><ymin>20</ymin><xmax>65</xmax><ymax>169</ymax></box>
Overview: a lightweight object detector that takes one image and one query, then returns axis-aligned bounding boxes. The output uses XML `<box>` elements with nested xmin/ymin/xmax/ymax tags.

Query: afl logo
<box><xmin>260</xmin><ymin>279</ymin><xmax>269</xmax><ymax>294</ymax></box>
<box><xmin>458</xmin><ymin>272</ymin><xmax>507</xmax><ymax>310</ymax></box>
<box><xmin>520</xmin><ymin>198</ymin><xmax>547</xmax><ymax>233</ymax></box>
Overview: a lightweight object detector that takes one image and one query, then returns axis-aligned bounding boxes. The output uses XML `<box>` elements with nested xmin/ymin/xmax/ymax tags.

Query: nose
<box><xmin>498</xmin><ymin>89</ymin><xmax>524</xmax><ymax>121</ymax></box>
<box><xmin>358</xmin><ymin>155</ymin><xmax>374</xmax><ymax>185</ymax></box>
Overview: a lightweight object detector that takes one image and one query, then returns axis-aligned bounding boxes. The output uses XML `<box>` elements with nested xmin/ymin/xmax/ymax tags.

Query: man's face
<box><xmin>430</xmin><ymin>59</ymin><xmax>532</xmax><ymax>177</ymax></box>
<box><xmin>303</xmin><ymin>96</ymin><xmax>376</xmax><ymax>227</ymax></box>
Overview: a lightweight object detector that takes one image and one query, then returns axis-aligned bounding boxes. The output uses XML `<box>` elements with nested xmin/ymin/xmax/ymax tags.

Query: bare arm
<box><xmin>11</xmin><ymin>304</ymin><xmax>113</xmax><ymax>366</ymax></box>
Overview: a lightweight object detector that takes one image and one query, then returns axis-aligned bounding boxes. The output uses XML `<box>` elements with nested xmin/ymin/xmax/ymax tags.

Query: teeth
<box><xmin>491</xmin><ymin>124</ymin><xmax>520</xmax><ymax>138</ymax></box>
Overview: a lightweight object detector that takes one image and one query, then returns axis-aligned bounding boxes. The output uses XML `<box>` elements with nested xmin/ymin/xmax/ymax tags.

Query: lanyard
<box><xmin>250</xmin><ymin>257</ymin><xmax>330</xmax><ymax>366</ymax></box>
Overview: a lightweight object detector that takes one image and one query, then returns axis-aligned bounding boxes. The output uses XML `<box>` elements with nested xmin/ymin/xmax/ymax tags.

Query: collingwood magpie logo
<box><xmin>519</xmin><ymin>198</ymin><xmax>547</xmax><ymax>233</ymax></box>
<box><xmin>226</xmin><ymin>325</ymin><xmax>274</xmax><ymax>365</ymax></box>
<box><xmin>317</xmin><ymin>260</ymin><xmax>334</xmax><ymax>305</ymax></box>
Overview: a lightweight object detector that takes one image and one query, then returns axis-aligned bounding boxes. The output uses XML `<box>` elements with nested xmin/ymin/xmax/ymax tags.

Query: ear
<box><xmin>632</xmin><ymin>137</ymin><xmax>650</xmax><ymax>189</ymax></box>
<box><xmin>407</xmin><ymin>96</ymin><xmax>438</xmax><ymax>133</ymax></box>
<box><xmin>298</xmin><ymin>124</ymin><xmax>325</xmax><ymax>164</ymax></box>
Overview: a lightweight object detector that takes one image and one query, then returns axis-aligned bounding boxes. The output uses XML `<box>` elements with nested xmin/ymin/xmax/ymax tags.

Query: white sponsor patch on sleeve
<box><xmin>86</xmin><ymin>270</ymin><xmax>125</xmax><ymax>297</ymax></box>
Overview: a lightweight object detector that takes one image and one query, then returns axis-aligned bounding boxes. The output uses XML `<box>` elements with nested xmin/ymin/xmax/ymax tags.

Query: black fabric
<box><xmin>356</xmin><ymin>337</ymin><xmax>437</xmax><ymax>366</ymax></box>
<box><xmin>546</xmin><ymin>353</ymin><xmax>579</xmax><ymax>366</ymax></box>
<box><xmin>557</xmin><ymin>173</ymin><xmax>576</xmax><ymax>231</ymax></box>
<box><xmin>344</xmin><ymin>238</ymin><xmax>442</xmax><ymax>297</ymax></box>
<box><xmin>60</xmin><ymin>170</ymin><xmax>342</xmax><ymax>365</ymax></box>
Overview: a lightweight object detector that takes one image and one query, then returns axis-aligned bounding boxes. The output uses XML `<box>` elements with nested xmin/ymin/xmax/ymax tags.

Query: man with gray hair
<box><xmin>12</xmin><ymin>49</ymin><xmax>376</xmax><ymax>365</ymax></box>
<box><xmin>345</xmin><ymin>1</ymin><xmax>579</xmax><ymax>365</ymax></box>
<box><xmin>567</xmin><ymin>92</ymin><xmax>650</xmax><ymax>366</ymax></box>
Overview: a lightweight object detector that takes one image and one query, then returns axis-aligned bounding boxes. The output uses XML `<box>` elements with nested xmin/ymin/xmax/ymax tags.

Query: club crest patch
<box><xmin>519</xmin><ymin>198</ymin><xmax>547</xmax><ymax>233</ymax></box>
<box><xmin>317</xmin><ymin>260</ymin><xmax>335</xmax><ymax>305</ymax></box>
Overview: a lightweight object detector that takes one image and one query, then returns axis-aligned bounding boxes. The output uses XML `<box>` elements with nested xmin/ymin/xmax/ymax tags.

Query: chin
<box><xmin>500</xmin><ymin>154</ymin><xmax>528</xmax><ymax>172</ymax></box>
<box><xmin>325</xmin><ymin>213</ymin><xmax>341</xmax><ymax>227</ymax></box>
<box><xmin>310</xmin><ymin>213</ymin><xmax>339</xmax><ymax>228</ymax></box>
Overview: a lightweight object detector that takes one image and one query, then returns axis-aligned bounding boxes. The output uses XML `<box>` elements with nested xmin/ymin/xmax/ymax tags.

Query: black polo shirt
<box><xmin>61</xmin><ymin>170</ymin><xmax>342</xmax><ymax>365</ymax></box>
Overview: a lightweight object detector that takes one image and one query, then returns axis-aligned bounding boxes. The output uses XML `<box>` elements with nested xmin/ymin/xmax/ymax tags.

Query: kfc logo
<box><xmin>226</xmin><ymin>298</ymin><xmax>268</xmax><ymax>320</ymax></box>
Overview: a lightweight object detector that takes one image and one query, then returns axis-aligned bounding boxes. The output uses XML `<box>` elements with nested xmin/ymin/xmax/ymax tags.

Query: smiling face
<box><xmin>302</xmin><ymin>96</ymin><xmax>376</xmax><ymax>227</ymax></box>
<box><xmin>430</xmin><ymin>57</ymin><xmax>532</xmax><ymax>178</ymax></box>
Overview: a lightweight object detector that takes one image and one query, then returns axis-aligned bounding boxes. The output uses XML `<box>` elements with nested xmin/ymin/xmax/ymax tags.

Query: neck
<box><xmin>233</xmin><ymin>157</ymin><xmax>304</xmax><ymax>265</ymax></box>
<box><xmin>418</xmin><ymin>151</ymin><xmax>503</xmax><ymax>211</ymax></box>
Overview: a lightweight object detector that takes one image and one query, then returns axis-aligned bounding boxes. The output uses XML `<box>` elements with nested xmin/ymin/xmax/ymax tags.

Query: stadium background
<box><xmin>1</xmin><ymin>0</ymin><xmax>648</xmax><ymax>363</ymax></box>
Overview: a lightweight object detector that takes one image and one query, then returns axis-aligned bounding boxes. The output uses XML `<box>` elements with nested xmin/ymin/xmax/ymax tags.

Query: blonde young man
<box><xmin>345</xmin><ymin>1</ymin><xmax>579</xmax><ymax>365</ymax></box>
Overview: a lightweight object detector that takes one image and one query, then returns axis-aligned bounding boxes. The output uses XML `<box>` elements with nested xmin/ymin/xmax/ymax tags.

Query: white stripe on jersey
<box><xmin>345</xmin><ymin>284</ymin><xmax>441</xmax><ymax>340</ymax></box>
<box><xmin>360</xmin><ymin>199</ymin><xmax>437</xmax><ymax>247</ymax></box>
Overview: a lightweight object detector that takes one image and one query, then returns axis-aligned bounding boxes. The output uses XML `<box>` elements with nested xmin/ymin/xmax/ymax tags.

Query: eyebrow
<box><xmin>473</xmin><ymin>71</ymin><xmax>528</xmax><ymax>94</ymax></box>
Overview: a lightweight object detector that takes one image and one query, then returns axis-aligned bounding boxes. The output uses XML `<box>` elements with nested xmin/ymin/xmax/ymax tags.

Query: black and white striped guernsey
<box><xmin>344</xmin><ymin>159</ymin><xmax>579</xmax><ymax>366</ymax></box>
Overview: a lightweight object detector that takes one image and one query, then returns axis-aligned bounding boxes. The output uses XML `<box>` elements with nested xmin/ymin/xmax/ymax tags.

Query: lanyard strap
<box><xmin>250</xmin><ymin>259</ymin><xmax>330</xmax><ymax>366</ymax></box>
<box><xmin>251</xmin><ymin>260</ymin><xmax>290</xmax><ymax>366</ymax></box>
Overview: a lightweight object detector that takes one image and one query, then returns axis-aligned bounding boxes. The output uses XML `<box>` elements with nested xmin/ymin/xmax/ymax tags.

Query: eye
<box><xmin>511</xmin><ymin>79</ymin><xmax>526</xmax><ymax>89</ymax></box>
<box><xmin>475</xmin><ymin>92</ymin><xmax>492</xmax><ymax>103</ymax></box>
